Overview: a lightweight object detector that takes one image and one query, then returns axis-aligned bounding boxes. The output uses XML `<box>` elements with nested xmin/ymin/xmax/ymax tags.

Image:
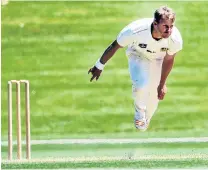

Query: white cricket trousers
<box><xmin>128</xmin><ymin>55</ymin><xmax>163</xmax><ymax>123</ymax></box>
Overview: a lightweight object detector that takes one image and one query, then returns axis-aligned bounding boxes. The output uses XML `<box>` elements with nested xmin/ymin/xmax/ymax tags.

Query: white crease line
<box><xmin>2</xmin><ymin>154</ymin><xmax>208</xmax><ymax>164</ymax></box>
<box><xmin>1</xmin><ymin>137</ymin><xmax>208</xmax><ymax>146</ymax></box>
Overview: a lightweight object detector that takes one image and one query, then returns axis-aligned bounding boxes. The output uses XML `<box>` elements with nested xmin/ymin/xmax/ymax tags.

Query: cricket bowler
<box><xmin>88</xmin><ymin>6</ymin><xmax>183</xmax><ymax>131</ymax></box>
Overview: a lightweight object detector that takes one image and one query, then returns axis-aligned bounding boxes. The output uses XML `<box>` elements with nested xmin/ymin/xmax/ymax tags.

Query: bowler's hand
<box><xmin>88</xmin><ymin>66</ymin><xmax>102</xmax><ymax>82</ymax></box>
<box><xmin>157</xmin><ymin>84</ymin><xmax>167</xmax><ymax>100</ymax></box>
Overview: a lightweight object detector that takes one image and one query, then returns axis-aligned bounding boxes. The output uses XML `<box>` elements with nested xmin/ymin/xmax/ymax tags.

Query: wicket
<box><xmin>8</xmin><ymin>80</ymin><xmax>31</xmax><ymax>160</ymax></box>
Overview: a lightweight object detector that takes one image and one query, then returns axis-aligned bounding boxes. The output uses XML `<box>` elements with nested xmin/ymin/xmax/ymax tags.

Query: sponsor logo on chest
<box><xmin>138</xmin><ymin>43</ymin><xmax>168</xmax><ymax>54</ymax></box>
<box><xmin>161</xmin><ymin>47</ymin><xmax>169</xmax><ymax>52</ymax></box>
<box><xmin>138</xmin><ymin>43</ymin><xmax>147</xmax><ymax>48</ymax></box>
<box><xmin>146</xmin><ymin>49</ymin><xmax>156</xmax><ymax>53</ymax></box>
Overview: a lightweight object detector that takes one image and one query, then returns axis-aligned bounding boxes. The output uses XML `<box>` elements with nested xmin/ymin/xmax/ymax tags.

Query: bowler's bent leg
<box><xmin>146</xmin><ymin>91</ymin><xmax>159</xmax><ymax>128</ymax></box>
<box><xmin>128</xmin><ymin>56</ymin><xmax>150</xmax><ymax>131</ymax></box>
<box><xmin>133</xmin><ymin>86</ymin><xmax>149</xmax><ymax>130</ymax></box>
<box><xmin>146</xmin><ymin>59</ymin><xmax>163</xmax><ymax>128</ymax></box>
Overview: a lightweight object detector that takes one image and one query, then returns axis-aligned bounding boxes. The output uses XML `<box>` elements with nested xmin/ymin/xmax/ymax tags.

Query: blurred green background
<box><xmin>1</xmin><ymin>1</ymin><xmax>208</xmax><ymax>140</ymax></box>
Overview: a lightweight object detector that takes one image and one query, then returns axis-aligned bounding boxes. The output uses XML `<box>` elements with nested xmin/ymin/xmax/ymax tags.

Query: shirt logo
<box><xmin>161</xmin><ymin>47</ymin><xmax>169</xmax><ymax>52</ymax></box>
<box><xmin>138</xmin><ymin>44</ymin><xmax>147</xmax><ymax>48</ymax></box>
<box><xmin>147</xmin><ymin>49</ymin><xmax>156</xmax><ymax>53</ymax></box>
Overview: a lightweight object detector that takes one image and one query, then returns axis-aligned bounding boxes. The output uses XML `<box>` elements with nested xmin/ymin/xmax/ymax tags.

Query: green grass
<box><xmin>3</xmin><ymin>159</ymin><xmax>208</xmax><ymax>169</ymax></box>
<box><xmin>2</xmin><ymin>1</ymin><xmax>208</xmax><ymax>139</ymax></box>
<box><xmin>2</xmin><ymin>143</ymin><xmax>208</xmax><ymax>169</ymax></box>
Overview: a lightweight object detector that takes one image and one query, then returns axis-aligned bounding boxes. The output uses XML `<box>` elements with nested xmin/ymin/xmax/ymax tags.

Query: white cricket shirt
<box><xmin>117</xmin><ymin>18</ymin><xmax>183</xmax><ymax>60</ymax></box>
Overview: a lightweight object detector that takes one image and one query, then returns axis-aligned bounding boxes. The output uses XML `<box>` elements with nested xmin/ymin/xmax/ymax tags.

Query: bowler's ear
<box><xmin>153</xmin><ymin>20</ymin><xmax>158</xmax><ymax>25</ymax></box>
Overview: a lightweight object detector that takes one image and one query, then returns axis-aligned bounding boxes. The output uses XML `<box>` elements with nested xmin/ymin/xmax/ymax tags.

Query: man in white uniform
<box><xmin>88</xmin><ymin>6</ymin><xmax>183</xmax><ymax>131</ymax></box>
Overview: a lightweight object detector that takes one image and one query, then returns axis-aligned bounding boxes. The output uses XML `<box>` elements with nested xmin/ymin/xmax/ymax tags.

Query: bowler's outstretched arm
<box><xmin>100</xmin><ymin>40</ymin><xmax>122</xmax><ymax>64</ymax></box>
<box><xmin>88</xmin><ymin>40</ymin><xmax>122</xmax><ymax>82</ymax></box>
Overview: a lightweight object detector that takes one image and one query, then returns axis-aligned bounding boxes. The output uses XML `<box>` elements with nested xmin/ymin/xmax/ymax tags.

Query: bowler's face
<box><xmin>156</xmin><ymin>19</ymin><xmax>174</xmax><ymax>38</ymax></box>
